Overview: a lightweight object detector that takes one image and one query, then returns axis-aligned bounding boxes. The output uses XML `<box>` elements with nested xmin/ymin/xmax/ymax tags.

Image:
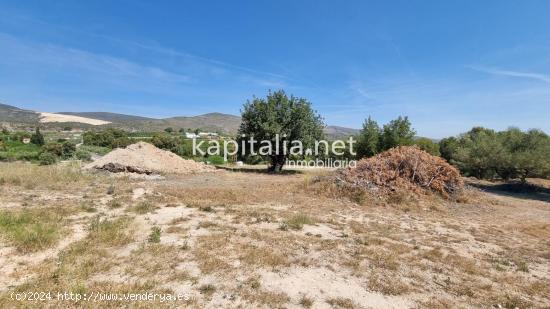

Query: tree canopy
<box><xmin>380</xmin><ymin>116</ymin><xmax>416</xmax><ymax>150</ymax></box>
<box><xmin>356</xmin><ymin>117</ymin><xmax>380</xmax><ymax>158</ymax></box>
<box><xmin>440</xmin><ymin>127</ymin><xmax>550</xmax><ymax>181</ymax></box>
<box><xmin>355</xmin><ymin>116</ymin><xmax>417</xmax><ymax>158</ymax></box>
<box><xmin>30</xmin><ymin>127</ymin><xmax>45</xmax><ymax>146</ymax></box>
<box><xmin>238</xmin><ymin>90</ymin><xmax>325</xmax><ymax>172</ymax></box>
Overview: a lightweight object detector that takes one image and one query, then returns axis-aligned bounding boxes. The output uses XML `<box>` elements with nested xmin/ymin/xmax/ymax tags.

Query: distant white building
<box><xmin>185</xmin><ymin>132</ymin><xmax>198</xmax><ymax>139</ymax></box>
<box><xmin>198</xmin><ymin>132</ymin><xmax>218</xmax><ymax>138</ymax></box>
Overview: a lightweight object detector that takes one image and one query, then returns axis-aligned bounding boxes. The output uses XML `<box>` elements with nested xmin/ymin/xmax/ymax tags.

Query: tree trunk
<box><xmin>269</xmin><ymin>155</ymin><xmax>286</xmax><ymax>173</ymax></box>
<box><xmin>520</xmin><ymin>170</ymin><xmax>528</xmax><ymax>185</ymax></box>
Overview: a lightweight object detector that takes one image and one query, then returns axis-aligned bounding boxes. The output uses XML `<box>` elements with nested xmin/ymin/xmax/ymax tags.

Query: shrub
<box><xmin>61</xmin><ymin>141</ymin><xmax>76</xmax><ymax>158</ymax></box>
<box><xmin>74</xmin><ymin>149</ymin><xmax>92</xmax><ymax>161</ymax></box>
<box><xmin>39</xmin><ymin>152</ymin><xmax>57</xmax><ymax>165</ymax></box>
<box><xmin>207</xmin><ymin>155</ymin><xmax>225</xmax><ymax>165</ymax></box>
<box><xmin>174</xmin><ymin>141</ymin><xmax>194</xmax><ymax>158</ymax></box>
<box><xmin>283</xmin><ymin>213</ymin><xmax>315</xmax><ymax>230</ymax></box>
<box><xmin>148</xmin><ymin>226</ymin><xmax>161</xmax><ymax>243</ymax></box>
<box><xmin>243</xmin><ymin>154</ymin><xmax>265</xmax><ymax>165</ymax></box>
<box><xmin>42</xmin><ymin>142</ymin><xmax>63</xmax><ymax>157</ymax></box>
<box><xmin>42</xmin><ymin>141</ymin><xmax>76</xmax><ymax>159</ymax></box>
<box><xmin>112</xmin><ymin>136</ymin><xmax>131</xmax><ymax>148</ymax></box>
<box><xmin>83</xmin><ymin>128</ymin><xmax>128</xmax><ymax>148</ymax></box>
<box><xmin>152</xmin><ymin>133</ymin><xmax>177</xmax><ymax>151</ymax></box>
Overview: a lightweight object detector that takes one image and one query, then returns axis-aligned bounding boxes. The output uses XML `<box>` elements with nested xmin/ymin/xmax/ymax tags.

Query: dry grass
<box><xmin>237</xmin><ymin>289</ymin><xmax>290</xmax><ymax>307</ymax></box>
<box><xmin>281</xmin><ymin>213</ymin><xmax>316</xmax><ymax>230</ymax></box>
<box><xmin>0</xmin><ymin>162</ymin><xmax>93</xmax><ymax>190</ymax></box>
<box><xmin>88</xmin><ymin>216</ymin><xmax>134</xmax><ymax>247</ymax></box>
<box><xmin>0</xmin><ymin>164</ymin><xmax>549</xmax><ymax>308</ymax></box>
<box><xmin>368</xmin><ymin>271</ymin><xmax>411</xmax><ymax>295</ymax></box>
<box><xmin>238</xmin><ymin>243</ymin><xmax>290</xmax><ymax>268</ymax></box>
<box><xmin>129</xmin><ymin>200</ymin><xmax>157</xmax><ymax>214</ymax></box>
<box><xmin>299</xmin><ymin>294</ymin><xmax>314</xmax><ymax>308</ymax></box>
<box><xmin>125</xmin><ymin>244</ymin><xmax>193</xmax><ymax>282</ymax></box>
<box><xmin>0</xmin><ymin>207</ymin><xmax>70</xmax><ymax>252</ymax></box>
<box><xmin>193</xmin><ymin>233</ymin><xmax>232</xmax><ymax>274</ymax></box>
<box><xmin>326</xmin><ymin>297</ymin><xmax>357</xmax><ymax>308</ymax></box>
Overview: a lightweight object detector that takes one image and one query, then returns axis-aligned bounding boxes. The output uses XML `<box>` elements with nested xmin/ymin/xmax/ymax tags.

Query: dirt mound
<box><xmin>338</xmin><ymin>146</ymin><xmax>463</xmax><ymax>198</ymax></box>
<box><xmin>86</xmin><ymin>142</ymin><xmax>214</xmax><ymax>175</ymax></box>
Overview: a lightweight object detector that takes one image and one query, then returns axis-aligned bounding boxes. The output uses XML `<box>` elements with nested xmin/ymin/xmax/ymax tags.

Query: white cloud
<box><xmin>0</xmin><ymin>32</ymin><xmax>191</xmax><ymax>85</ymax></box>
<box><xmin>469</xmin><ymin>65</ymin><xmax>550</xmax><ymax>84</ymax></box>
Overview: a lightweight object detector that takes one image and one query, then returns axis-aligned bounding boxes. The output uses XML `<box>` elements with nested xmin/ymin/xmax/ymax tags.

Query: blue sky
<box><xmin>1</xmin><ymin>0</ymin><xmax>549</xmax><ymax>137</ymax></box>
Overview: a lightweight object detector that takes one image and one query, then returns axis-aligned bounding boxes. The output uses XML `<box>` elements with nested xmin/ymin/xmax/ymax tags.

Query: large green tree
<box><xmin>356</xmin><ymin>117</ymin><xmax>380</xmax><ymax>158</ymax></box>
<box><xmin>380</xmin><ymin>116</ymin><xmax>416</xmax><ymax>151</ymax></box>
<box><xmin>509</xmin><ymin>129</ymin><xmax>550</xmax><ymax>183</ymax></box>
<box><xmin>439</xmin><ymin>136</ymin><xmax>458</xmax><ymax>162</ymax></box>
<box><xmin>452</xmin><ymin>127</ymin><xmax>504</xmax><ymax>179</ymax></box>
<box><xmin>440</xmin><ymin>127</ymin><xmax>550</xmax><ymax>181</ymax></box>
<box><xmin>238</xmin><ymin>90</ymin><xmax>324</xmax><ymax>172</ymax></box>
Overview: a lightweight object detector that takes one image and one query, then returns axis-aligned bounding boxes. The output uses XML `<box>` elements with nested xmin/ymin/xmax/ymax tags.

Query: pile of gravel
<box><xmin>85</xmin><ymin>142</ymin><xmax>214</xmax><ymax>175</ymax></box>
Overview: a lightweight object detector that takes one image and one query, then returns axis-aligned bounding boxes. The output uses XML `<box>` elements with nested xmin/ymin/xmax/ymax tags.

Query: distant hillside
<box><xmin>55</xmin><ymin>110</ymin><xmax>241</xmax><ymax>133</ymax></box>
<box><xmin>58</xmin><ymin>112</ymin><xmax>154</xmax><ymax>123</ymax></box>
<box><xmin>0</xmin><ymin>103</ymin><xmax>39</xmax><ymax>123</ymax></box>
<box><xmin>324</xmin><ymin>125</ymin><xmax>360</xmax><ymax>139</ymax></box>
<box><xmin>163</xmin><ymin>113</ymin><xmax>242</xmax><ymax>134</ymax></box>
<box><xmin>0</xmin><ymin>102</ymin><xmax>361</xmax><ymax>138</ymax></box>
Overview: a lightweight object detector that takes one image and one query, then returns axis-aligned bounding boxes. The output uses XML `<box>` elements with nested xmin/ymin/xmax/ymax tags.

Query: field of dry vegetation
<box><xmin>0</xmin><ymin>162</ymin><xmax>549</xmax><ymax>308</ymax></box>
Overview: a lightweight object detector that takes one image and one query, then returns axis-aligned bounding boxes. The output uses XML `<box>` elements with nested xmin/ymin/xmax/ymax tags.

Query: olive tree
<box><xmin>510</xmin><ymin>129</ymin><xmax>550</xmax><ymax>183</ymax></box>
<box><xmin>238</xmin><ymin>90</ymin><xmax>324</xmax><ymax>172</ymax></box>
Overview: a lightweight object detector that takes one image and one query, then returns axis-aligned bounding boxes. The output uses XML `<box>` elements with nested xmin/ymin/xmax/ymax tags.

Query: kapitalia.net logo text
<box><xmin>193</xmin><ymin>134</ymin><xmax>357</xmax><ymax>161</ymax></box>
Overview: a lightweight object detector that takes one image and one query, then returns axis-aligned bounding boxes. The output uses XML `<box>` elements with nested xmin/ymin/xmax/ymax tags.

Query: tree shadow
<box><xmin>468</xmin><ymin>180</ymin><xmax>550</xmax><ymax>203</ymax></box>
<box><xmin>214</xmin><ymin>165</ymin><xmax>302</xmax><ymax>175</ymax></box>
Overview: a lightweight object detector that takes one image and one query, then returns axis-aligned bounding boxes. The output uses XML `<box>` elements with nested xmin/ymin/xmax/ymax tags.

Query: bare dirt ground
<box><xmin>0</xmin><ymin>162</ymin><xmax>549</xmax><ymax>308</ymax></box>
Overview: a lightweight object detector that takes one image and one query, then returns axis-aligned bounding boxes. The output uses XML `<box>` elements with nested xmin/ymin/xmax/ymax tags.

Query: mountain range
<box><xmin>0</xmin><ymin>103</ymin><xmax>359</xmax><ymax>139</ymax></box>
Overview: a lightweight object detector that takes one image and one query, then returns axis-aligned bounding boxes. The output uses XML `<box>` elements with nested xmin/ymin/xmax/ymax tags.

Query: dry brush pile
<box><xmin>314</xmin><ymin>146</ymin><xmax>464</xmax><ymax>202</ymax></box>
